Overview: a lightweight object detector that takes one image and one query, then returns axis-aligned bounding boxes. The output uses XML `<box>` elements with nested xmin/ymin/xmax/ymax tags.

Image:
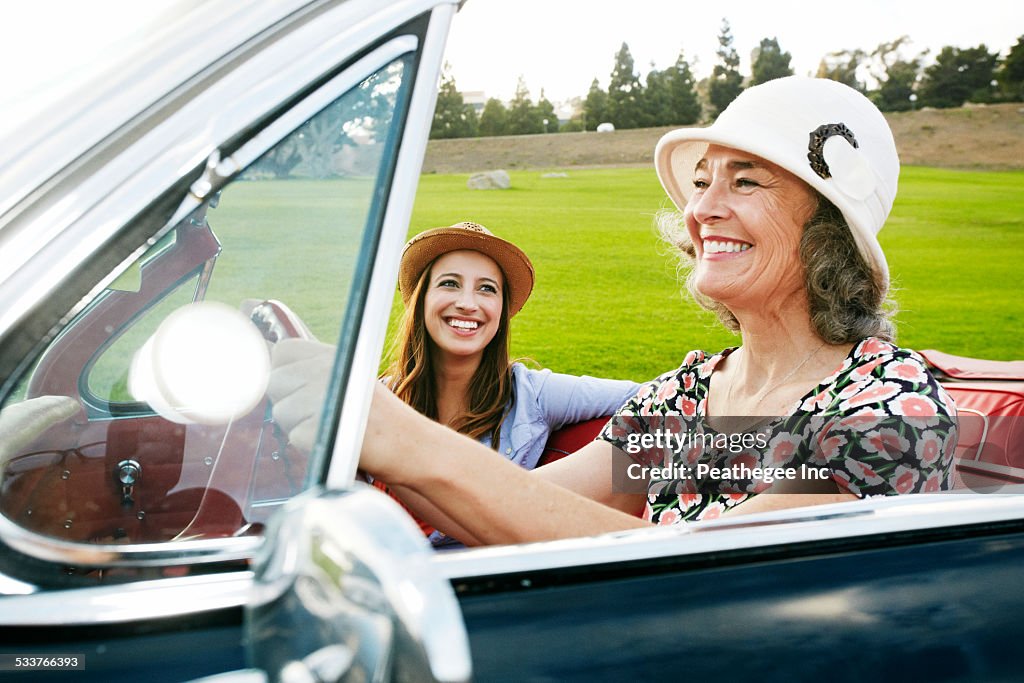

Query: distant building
<box><xmin>461</xmin><ymin>90</ymin><xmax>487</xmax><ymax>114</ymax></box>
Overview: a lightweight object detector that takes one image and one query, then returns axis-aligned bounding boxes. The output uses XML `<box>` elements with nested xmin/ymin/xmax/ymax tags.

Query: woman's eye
<box><xmin>480</xmin><ymin>284</ymin><xmax>498</xmax><ymax>294</ymax></box>
<box><xmin>736</xmin><ymin>177</ymin><xmax>760</xmax><ymax>188</ymax></box>
<box><xmin>438</xmin><ymin>279</ymin><xmax>459</xmax><ymax>288</ymax></box>
<box><xmin>692</xmin><ymin>179</ymin><xmax>709</xmax><ymax>190</ymax></box>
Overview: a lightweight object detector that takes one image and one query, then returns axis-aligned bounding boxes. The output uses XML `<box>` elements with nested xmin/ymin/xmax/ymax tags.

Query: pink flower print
<box><xmin>658</xmin><ymin>508</ymin><xmax>681</xmax><ymax>526</ymax></box>
<box><xmin>883</xmin><ymin>360</ymin><xmax>929</xmax><ymax>384</ymax></box>
<box><xmin>768</xmin><ymin>432</ymin><xmax>802</xmax><ymax>465</ymax></box>
<box><xmin>915</xmin><ymin>430</ymin><xmax>944</xmax><ymax>467</ymax></box>
<box><xmin>850</xmin><ymin>358</ymin><xmax>884</xmax><ymax>381</ymax></box>
<box><xmin>656</xmin><ymin>378</ymin><xmax>680</xmax><ymax>404</ymax></box>
<box><xmin>888</xmin><ymin>394</ymin><xmax>939</xmax><ymax>421</ymax></box>
<box><xmin>678</xmin><ymin>492</ymin><xmax>702</xmax><ymax>511</ymax></box>
<box><xmin>832</xmin><ymin>469</ymin><xmax>857</xmax><ymax>495</ymax></box>
<box><xmin>817</xmin><ymin>433</ymin><xmax>848</xmax><ymax>461</ymax></box>
<box><xmin>890</xmin><ymin>464</ymin><xmax>920</xmax><ymax>494</ymax></box>
<box><xmin>858</xmin><ymin>338</ymin><xmax>896</xmax><ymax>358</ymax></box>
<box><xmin>699</xmin><ymin>501</ymin><xmax>727</xmax><ymax>520</ymax></box>
<box><xmin>841</xmin><ymin>382</ymin><xmax>902</xmax><ymax>410</ymax></box>
<box><xmin>861</xmin><ymin>428</ymin><xmax>910</xmax><ymax>458</ymax></box>
<box><xmin>844</xmin><ymin>457</ymin><xmax>885</xmax><ymax>486</ymax></box>
<box><xmin>678</xmin><ymin>397</ymin><xmax>697</xmax><ymax>416</ymax></box>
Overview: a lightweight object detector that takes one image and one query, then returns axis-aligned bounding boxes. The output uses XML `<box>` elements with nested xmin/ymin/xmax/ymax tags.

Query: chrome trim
<box><xmin>249</xmin><ymin>487</ymin><xmax>471</xmax><ymax>682</ymax></box>
<box><xmin>0</xmin><ymin>571</ymin><xmax>253</xmax><ymax>626</ymax></box>
<box><xmin>0</xmin><ymin>510</ymin><xmax>262</xmax><ymax>567</ymax></box>
<box><xmin>190</xmin><ymin>670</ymin><xmax>267</xmax><ymax>683</ymax></box>
<box><xmin>958</xmin><ymin>407</ymin><xmax>989</xmax><ymax>461</ymax></box>
<box><xmin>326</xmin><ymin>2</ymin><xmax>458</xmax><ymax>488</ymax></box>
<box><xmin>0</xmin><ymin>570</ymin><xmax>37</xmax><ymax>596</ymax></box>
<box><xmin>431</xmin><ymin>494</ymin><xmax>1024</xmax><ymax>580</ymax></box>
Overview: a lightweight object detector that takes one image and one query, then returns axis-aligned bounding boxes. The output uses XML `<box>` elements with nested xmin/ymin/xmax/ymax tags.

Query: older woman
<box><xmin>303</xmin><ymin>77</ymin><xmax>957</xmax><ymax>545</ymax></box>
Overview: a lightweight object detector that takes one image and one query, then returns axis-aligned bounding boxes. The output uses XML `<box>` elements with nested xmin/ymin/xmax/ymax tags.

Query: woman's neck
<box><xmin>432</xmin><ymin>351</ymin><xmax>481</xmax><ymax>426</ymax></box>
<box><xmin>731</xmin><ymin>296</ymin><xmax>822</xmax><ymax>380</ymax></box>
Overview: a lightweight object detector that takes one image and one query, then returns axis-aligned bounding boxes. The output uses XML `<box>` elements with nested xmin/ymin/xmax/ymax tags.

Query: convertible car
<box><xmin>1</xmin><ymin>1</ymin><xmax>1023</xmax><ymax>681</ymax></box>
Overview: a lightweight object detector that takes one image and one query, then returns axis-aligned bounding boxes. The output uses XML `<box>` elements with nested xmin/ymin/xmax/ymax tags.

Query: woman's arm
<box><xmin>526</xmin><ymin>366</ymin><xmax>641</xmax><ymax>429</ymax></box>
<box><xmin>362</xmin><ymin>383</ymin><xmax>649</xmax><ymax>545</ymax></box>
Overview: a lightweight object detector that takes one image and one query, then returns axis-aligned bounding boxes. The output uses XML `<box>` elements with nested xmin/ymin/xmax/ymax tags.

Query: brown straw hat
<box><xmin>398</xmin><ymin>222</ymin><xmax>535</xmax><ymax>317</ymax></box>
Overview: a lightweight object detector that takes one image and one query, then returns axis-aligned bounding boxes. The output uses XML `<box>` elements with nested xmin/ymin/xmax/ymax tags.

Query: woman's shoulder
<box><xmin>822</xmin><ymin>337</ymin><xmax>957</xmax><ymax>417</ymax></box>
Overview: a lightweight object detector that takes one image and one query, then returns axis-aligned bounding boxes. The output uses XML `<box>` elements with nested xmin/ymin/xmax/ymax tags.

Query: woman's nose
<box><xmin>689</xmin><ymin>179</ymin><xmax>731</xmax><ymax>225</ymax></box>
<box><xmin>454</xmin><ymin>289</ymin><xmax>478</xmax><ymax>310</ymax></box>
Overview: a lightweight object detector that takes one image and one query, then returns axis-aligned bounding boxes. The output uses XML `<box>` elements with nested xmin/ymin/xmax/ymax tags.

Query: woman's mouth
<box><xmin>702</xmin><ymin>237</ymin><xmax>753</xmax><ymax>257</ymax></box>
<box><xmin>446</xmin><ymin>317</ymin><xmax>480</xmax><ymax>334</ymax></box>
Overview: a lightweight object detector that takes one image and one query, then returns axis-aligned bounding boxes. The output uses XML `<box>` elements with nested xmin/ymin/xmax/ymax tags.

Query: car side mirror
<box><xmin>246</xmin><ymin>486</ymin><xmax>472</xmax><ymax>682</ymax></box>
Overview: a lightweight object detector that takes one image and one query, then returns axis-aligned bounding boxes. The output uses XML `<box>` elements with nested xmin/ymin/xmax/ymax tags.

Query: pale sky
<box><xmin>444</xmin><ymin>0</ymin><xmax>1023</xmax><ymax>105</ymax></box>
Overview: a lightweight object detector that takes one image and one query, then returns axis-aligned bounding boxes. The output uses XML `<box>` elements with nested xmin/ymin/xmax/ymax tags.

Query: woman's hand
<box><xmin>267</xmin><ymin>338</ymin><xmax>334</xmax><ymax>452</ymax></box>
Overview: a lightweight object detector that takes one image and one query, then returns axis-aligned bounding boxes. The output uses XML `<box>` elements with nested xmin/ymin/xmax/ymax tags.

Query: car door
<box><xmin>0</xmin><ymin>1</ymin><xmax>459</xmax><ymax>681</ymax></box>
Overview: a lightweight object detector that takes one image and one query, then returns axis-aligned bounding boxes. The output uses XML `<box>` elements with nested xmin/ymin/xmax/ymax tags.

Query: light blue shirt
<box><xmin>481</xmin><ymin>363</ymin><xmax>641</xmax><ymax>470</ymax></box>
<box><xmin>426</xmin><ymin>363</ymin><xmax>639</xmax><ymax>549</ymax></box>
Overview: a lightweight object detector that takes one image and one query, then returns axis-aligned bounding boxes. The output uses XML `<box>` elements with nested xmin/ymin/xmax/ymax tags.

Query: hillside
<box><xmin>422</xmin><ymin>103</ymin><xmax>1024</xmax><ymax>173</ymax></box>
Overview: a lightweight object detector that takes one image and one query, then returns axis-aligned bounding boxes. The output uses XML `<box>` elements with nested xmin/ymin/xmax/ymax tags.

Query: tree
<box><xmin>869</xmin><ymin>37</ymin><xmax>924</xmax><ymax>112</ymax></box>
<box><xmin>815</xmin><ymin>49</ymin><xmax>867</xmax><ymax>91</ymax></box>
<box><xmin>918</xmin><ymin>44</ymin><xmax>999</xmax><ymax>108</ymax></box>
<box><xmin>607</xmin><ymin>42</ymin><xmax>644</xmax><ymax>129</ymax></box>
<box><xmin>750</xmin><ymin>37</ymin><xmax>793</xmax><ymax>85</ymax></box>
<box><xmin>582</xmin><ymin>78</ymin><xmax>609</xmax><ymax>130</ymax></box>
<box><xmin>708</xmin><ymin>19</ymin><xmax>744</xmax><ymax>117</ymax></box>
<box><xmin>640</xmin><ymin>65</ymin><xmax>671</xmax><ymax>127</ymax></box>
<box><xmin>535</xmin><ymin>90</ymin><xmax>559</xmax><ymax>133</ymax></box>
<box><xmin>997</xmin><ymin>34</ymin><xmax>1024</xmax><ymax>101</ymax></box>
<box><xmin>506</xmin><ymin>76</ymin><xmax>544</xmax><ymax>135</ymax></box>
<box><xmin>429</xmin><ymin>65</ymin><xmax>477</xmax><ymax>139</ymax></box>
<box><xmin>478</xmin><ymin>97</ymin><xmax>509</xmax><ymax>136</ymax></box>
<box><xmin>665</xmin><ymin>50</ymin><xmax>702</xmax><ymax>124</ymax></box>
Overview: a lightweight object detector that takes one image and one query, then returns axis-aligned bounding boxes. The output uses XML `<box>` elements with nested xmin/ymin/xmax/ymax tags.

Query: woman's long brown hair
<box><xmin>382</xmin><ymin>262</ymin><xmax>514</xmax><ymax>448</ymax></box>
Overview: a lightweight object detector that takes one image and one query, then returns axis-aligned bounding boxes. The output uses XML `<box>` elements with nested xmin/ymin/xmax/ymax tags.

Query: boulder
<box><xmin>467</xmin><ymin>169</ymin><xmax>511</xmax><ymax>190</ymax></box>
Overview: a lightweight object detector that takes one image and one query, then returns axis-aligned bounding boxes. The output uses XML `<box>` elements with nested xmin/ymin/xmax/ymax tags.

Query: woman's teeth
<box><xmin>703</xmin><ymin>240</ymin><xmax>751</xmax><ymax>254</ymax></box>
<box><xmin>448</xmin><ymin>319</ymin><xmax>479</xmax><ymax>330</ymax></box>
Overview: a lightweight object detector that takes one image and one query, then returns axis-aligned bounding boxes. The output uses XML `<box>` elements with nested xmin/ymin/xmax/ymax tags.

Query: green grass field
<box><xmin>397</xmin><ymin>165</ymin><xmax>1023</xmax><ymax>382</ymax></box>
<box><xmin>192</xmin><ymin>167</ymin><xmax>1021</xmax><ymax>385</ymax></box>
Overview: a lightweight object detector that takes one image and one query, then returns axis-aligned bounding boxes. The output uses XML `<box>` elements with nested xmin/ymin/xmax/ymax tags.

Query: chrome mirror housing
<box><xmin>247</xmin><ymin>486</ymin><xmax>472</xmax><ymax>682</ymax></box>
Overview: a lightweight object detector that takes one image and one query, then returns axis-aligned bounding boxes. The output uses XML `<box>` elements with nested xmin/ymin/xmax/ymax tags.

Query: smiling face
<box><xmin>683</xmin><ymin>144</ymin><xmax>818</xmax><ymax>311</ymax></box>
<box><xmin>422</xmin><ymin>250</ymin><xmax>505</xmax><ymax>365</ymax></box>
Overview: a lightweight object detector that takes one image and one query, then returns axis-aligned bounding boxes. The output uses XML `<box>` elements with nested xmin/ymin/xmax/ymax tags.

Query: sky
<box><xmin>443</xmin><ymin>0</ymin><xmax>1023</xmax><ymax>106</ymax></box>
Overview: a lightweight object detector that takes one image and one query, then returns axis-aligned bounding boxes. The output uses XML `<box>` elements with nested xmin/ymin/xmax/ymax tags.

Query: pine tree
<box><xmin>750</xmin><ymin>37</ymin><xmax>794</xmax><ymax>85</ymax></box>
<box><xmin>535</xmin><ymin>90</ymin><xmax>559</xmax><ymax>133</ymax></box>
<box><xmin>665</xmin><ymin>50</ymin><xmax>702</xmax><ymax>124</ymax></box>
<box><xmin>998</xmin><ymin>35</ymin><xmax>1024</xmax><ymax>101</ymax></box>
<box><xmin>918</xmin><ymin>44</ymin><xmax>999</xmax><ymax>108</ymax></box>
<box><xmin>478</xmin><ymin>97</ymin><xmax>509</xmax><ymax>136</ymax></box>
<box><xmin>708</xmin><ymin>20</ymin><xmax>744</xmax><ymax>117</ymax></box>
<box><xmin>641</xmin><ymin>66</ymin><xmax>671</xmax><ymax>127</ymax></box>
<box><xmin>583</xmin><ymin>78</ymin><xmax>609</xmax><ymax>131</ymax></box>
<box><xmin>506</xmin><ymin>77</ymin><xmax>544</xmax><ymax>135</ymax></box>
<box><xmin>429</xmin><ymin>65</ymin><xmax>477</xmax><ymax>139</ymax></box>
<box><xmin>607</xmin><ymin>42</ymin><xmax>644</xmax><ymax>129</ymax></box>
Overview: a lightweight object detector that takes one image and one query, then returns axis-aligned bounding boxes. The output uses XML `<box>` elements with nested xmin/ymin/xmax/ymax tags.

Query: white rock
<box><xmin>467</xmin><ymin>170</ymin><xmax>511</xmax><ymax>190</ymax></box>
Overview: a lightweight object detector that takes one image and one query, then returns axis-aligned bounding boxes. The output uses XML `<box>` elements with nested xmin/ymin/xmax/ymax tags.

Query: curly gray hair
<box><xmin>657</xmin><ymin>195</ymin><xmax>896</xmax><ymax>343</ymax></box>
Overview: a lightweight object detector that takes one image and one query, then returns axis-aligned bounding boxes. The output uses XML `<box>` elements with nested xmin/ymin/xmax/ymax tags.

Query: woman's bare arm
<box><xmin>362</xmin><ymin>383</ymin><xmax>649</xmax><ymax>545</ymax></box>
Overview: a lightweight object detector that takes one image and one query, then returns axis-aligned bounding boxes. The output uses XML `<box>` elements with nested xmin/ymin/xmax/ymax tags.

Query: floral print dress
<box><xmin>599</xmin><ymin>338</ymin><xmax>958</xmax><ymax>524</ymax></box>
